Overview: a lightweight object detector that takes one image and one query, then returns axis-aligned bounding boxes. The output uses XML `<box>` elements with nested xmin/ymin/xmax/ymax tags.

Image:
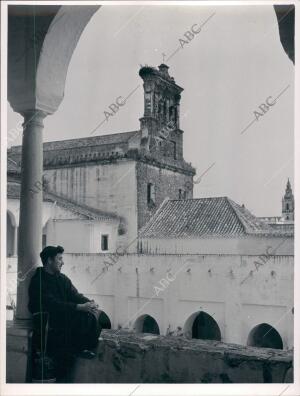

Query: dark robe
<box><xmin>28</xmin><ymin>267</ymin><xmax>101</xmax><ymax>380</ymax></box>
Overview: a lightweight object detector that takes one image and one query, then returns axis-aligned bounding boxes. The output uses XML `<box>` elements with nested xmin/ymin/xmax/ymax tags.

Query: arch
<box><xmin>98</xmin><ymin>310</ymin><xmax>111</xmax><ymax>329</ymax></box>
<box><xmin>7</xmin><ymin>209</ymin><xmax>16</xmax><ymax>227</ymax></box>
<box><xmin>247</xmin><ymin>323</ymin><xmax>283</xmax><ymax>349</ymax></box>
<box><xmin>133</xmin><ymin>314</ymin><xmax>160</xmax><ymax>335</ymax></box>
<box><xmin>8</xmin><ymin>5</ymin><xmax>100</xmax><ymax>114</ymax></box>
<box><xmin>184</xmin><ymin>311</ymin><xmax>221</xmax><ymax>341</ymax></box>
<box><xmin>42</xmin><ymin>217</ymin><xmax>51</xmax><ymax>229</ymax></box>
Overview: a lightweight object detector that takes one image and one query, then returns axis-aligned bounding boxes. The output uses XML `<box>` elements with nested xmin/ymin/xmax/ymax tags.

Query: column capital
<box><xmin>21</xmin><ymin>110</ymin><xmax>47</xmax><ymax>129</ymax></box>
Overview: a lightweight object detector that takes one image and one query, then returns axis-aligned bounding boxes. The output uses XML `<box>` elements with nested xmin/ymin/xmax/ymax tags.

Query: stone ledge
<box><xmin>71</xmin><ymin>330</ymin><xmax>293</xmax><ymax>383</ymax></box>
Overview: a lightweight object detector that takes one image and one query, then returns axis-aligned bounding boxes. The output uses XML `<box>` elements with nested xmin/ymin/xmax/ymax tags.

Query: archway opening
<box><xmin>134</xmin><ymin>314</ymin><xmax>160</xmax><ymax>335</ymax></box>
<box><xmin>247</xmin><ymin>323</ymin><xmax>283</xmax><ymax>349</ymax></box>
<box><xmin>184</xmin><ymin>311</ymin><xmax>221</xmax><ymax>341</ymax></box>
<box><xmin>99</xmin><ymin>311</ymin><xmax>111</xmax><ymax>329</ymax></box>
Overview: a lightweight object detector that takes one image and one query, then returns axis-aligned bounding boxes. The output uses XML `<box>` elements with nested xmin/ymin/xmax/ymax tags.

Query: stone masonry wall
<box><xmin>136</xmin><ymin>161</ymin><xmax>193</xmax><ymax>229</ymax></box>
<box><xmin>72</xmin><ymin>330</ymin><xmax>293</xmax><ymax>383</ymax></box>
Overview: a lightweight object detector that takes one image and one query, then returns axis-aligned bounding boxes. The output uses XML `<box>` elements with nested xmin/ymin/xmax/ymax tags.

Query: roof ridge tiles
<box><xmin>227</xmin><ymin>198</ymin><xmax>272</xmax><ymax>234</ymax></box>
<box><xmin>223</xmin><ymin>197</ymin><xmax>248</xmax><ymax>235</ymax></box>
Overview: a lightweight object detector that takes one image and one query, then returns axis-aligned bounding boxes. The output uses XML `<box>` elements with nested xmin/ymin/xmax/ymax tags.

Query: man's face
<box><xmin>49</xmin><ymin>253</ymin><xmax>64</xmax><ymax>274</ymax></box>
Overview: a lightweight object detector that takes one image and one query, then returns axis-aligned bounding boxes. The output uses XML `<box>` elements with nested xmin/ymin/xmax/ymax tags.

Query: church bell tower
<box><xmin>282</xmin><ymin>178</ymin><xmax>294</xmax><ymax>222</ymax></box>
<box><xmin>138</xmin><ymin>64</ymin><xmax>183</xmax><ymax>158</ymax></box>
<box><xmin>136</xmin><ymin>64</ymin><xmax>195</xmax><ymax>230</ymax></box>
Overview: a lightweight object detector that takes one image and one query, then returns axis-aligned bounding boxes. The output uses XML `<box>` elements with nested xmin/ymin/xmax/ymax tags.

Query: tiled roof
<box><xmin>139</xmin><ymin>197</ymin><xmax>293</xmax><ymax>239</ymax></box>
<box><xmin>228</xmin><ymin>199</ymin><xmax>279</xmax><ymax>235</ymax></box>
<box><xmin>7</xmin><ymin>181</ymin><xmax>120</xmax><ymax>222</ymax></box>
<box><xmin>9</xmin><ymin>131</ymin><xmax>140</xmax><ymax>153</ymax></box>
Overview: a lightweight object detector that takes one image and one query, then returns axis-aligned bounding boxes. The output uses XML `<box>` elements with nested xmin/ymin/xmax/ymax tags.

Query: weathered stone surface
<box><xmin>6</xmin><ymin>323</ymin><xmax>33</xmax><ymax>383</ymax></box>
<box><xmin>71</xmin><ymin>330</ymin><xmax>293</xmax><ymax>383</ymax></box>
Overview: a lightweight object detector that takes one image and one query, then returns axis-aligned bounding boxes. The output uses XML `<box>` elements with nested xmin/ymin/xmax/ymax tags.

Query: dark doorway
<box><xmin>134</xmin><ymin>314</ymin><xmax>160</xmax><ymax>335</ymax></box>
<box><xmin>192</xmin><ymin>311</ymin><xmax>221</xmax><ymax>341</ymax></box>
<box><xmin>247</xmin><ymin>323</ymin><xmax>283</xmax><ymax>349</ymax></box>
<box><xmin>142</xmin><ymin>315</ymin><xmax>160</xmax><ymax>334</ymax></box>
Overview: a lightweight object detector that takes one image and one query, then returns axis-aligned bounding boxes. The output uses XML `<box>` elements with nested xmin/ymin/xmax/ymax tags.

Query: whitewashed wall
<box><xmin>7</xmin><ymin>198</ymin><xmax>120</xmax><ymax>254</ymax></box>
<box><xmin>7</xmin><ymin>252</ymin><xmax>294</xmax><ymax>349</ymax></box>
<box><xmin>44</xmin><ymin>160</ymin><xmax>138</xmax><ymax>252</ymax></box>
<box><xmin>138</xmin><ymin>235</ymin><xmax>294</xmax><ymax>255</ymax></box>
<box><xmin>47</xmin><ymin>219</ymin><xmax>119</xmax><ymax>253</ymax></box>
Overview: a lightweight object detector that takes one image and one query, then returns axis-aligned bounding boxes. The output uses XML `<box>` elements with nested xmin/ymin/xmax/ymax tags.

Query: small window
<box><xmin>147</xmin><ymin>183</ymin><xmax>155</xmax><ymax>205</ymax></box>
<box><xmin>286</xmin><ymin>203</ymin><xmax>289</xmax><ymax>210</ymax></box>
<box><xmin>179</xmin><ymin>189</ymin><xmax>182</xmax><ymax>199</ymax></box>
<box><xmin>101</xmin><ymin>235</ymin><xmax>109</xmax><ymax>251</ymax></box>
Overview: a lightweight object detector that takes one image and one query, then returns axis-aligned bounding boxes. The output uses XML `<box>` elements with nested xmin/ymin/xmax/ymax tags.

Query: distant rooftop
<box><xmin>7</xmin><ymin>181</ymin><xmax>120</xmax><ymax>222</ymax></box>
<box><xmin>8</xmin><ymin>130</ymin><xmax>140</xmax><ymax>153</ymax></box>
<box><xmin>7</xmin><ymin>128</ymin><xmax>194</xmax><ymax>174</ymax></box>
<box><xmin>139</xmin><ymin>197</ymin><xmax>293</xmax><ymax>239</ymax></box>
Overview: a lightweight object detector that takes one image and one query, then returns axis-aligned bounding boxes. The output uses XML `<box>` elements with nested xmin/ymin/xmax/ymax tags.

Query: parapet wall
<box><xmin>72</xmin><ymin>330</ymin><xmax>293</xmax><ymax>383</ymax></box>
<box><xmin>7</xmin><ymin>252</ymin><xmax>294</xmax><ymax>348</ymax></box>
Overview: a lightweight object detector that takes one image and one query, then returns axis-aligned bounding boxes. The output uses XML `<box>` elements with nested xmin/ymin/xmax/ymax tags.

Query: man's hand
<box><xmin>76</xmin><ymin>301</ymin><xmax>99</xmax><ymax>314</ymax></box>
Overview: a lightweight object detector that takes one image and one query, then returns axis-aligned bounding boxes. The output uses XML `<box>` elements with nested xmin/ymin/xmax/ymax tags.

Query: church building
<box><xmin>8</xmin><ymin>64</ymin><xmax>195</xmax><ymax>253</ymax></box>
<box><xmin>7</xmin><ymin>64</ymin><xmax>293</xmax><ymax>255</ymax></box>
<box><xmin>7</xmin><ymin>65</ymin><xmax>294</xmax><ymax>349</ymax></box>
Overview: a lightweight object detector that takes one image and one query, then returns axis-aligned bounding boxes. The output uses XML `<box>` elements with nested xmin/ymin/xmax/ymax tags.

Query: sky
<box><xmin>7</xmin><ymin>5</ymin><xmax>294</xmax><ymax>217</ymax></box>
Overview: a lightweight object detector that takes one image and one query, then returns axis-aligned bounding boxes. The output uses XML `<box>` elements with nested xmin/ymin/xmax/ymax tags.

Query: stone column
<box><xmin>16</xmin><ymin>110</ymin><xmax>46</xmax><ymax>321</ymax></box>
<box><xmin>7</xmin><ymin>5</ymin><xmax>101</xmax><ymax>383</ymax></box>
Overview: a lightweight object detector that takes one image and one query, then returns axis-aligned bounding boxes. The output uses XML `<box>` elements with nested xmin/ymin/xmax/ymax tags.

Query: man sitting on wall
<box><xmin>28</xmin><ymin>245</ymin><xmax>102</xmax><ymax>381</ymax></box>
